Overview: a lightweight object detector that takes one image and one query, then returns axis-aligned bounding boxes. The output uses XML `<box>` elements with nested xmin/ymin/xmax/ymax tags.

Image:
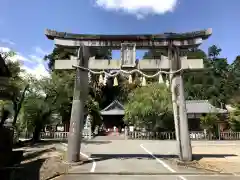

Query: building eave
<box><xmin>45</xmin><ymin>28</ymin><xmax>212</xmax><ymax>41</ymax></box>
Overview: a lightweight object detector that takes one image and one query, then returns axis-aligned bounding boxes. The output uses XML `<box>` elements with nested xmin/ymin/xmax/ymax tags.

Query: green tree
<box><xmin>44</xmin><ymin>47</ymin><xmax>74</xmax><ymax>71</ymax></box>
<box><xmin>187</xmin><ymin>48</ymin><xmax>207</xmax><ymax>60</ymax></box>
<box><xmin>143</xmin><ymin>49</ymin><xmax>167</xmax><ymax>59</ymax></box>
<box><xmin>200</xmin><ymin>114</ymin><xmax>218</xmax><ymax>133</ymax></box>
<box><xmin>0</xmin><ymin>51</ymin><xmax>29</xmax><ymax>127</ymax></box>
<box><xmin>228</xmin><ymin>56</ymin><xmax>240</xmax><ymax>105</ymax></box>
<box><xmin>208</xmin><ymin>45</ymin><xmax>222</xmax><ymax>60</ymax></box>
<box><xmin>185</xmin><ymin>46</ymin><xmax>233</xmax><ymax>108</ymax></box>
<box><xmin>22</xmin><ymin>91</ymin><xmax>54</xmax><ymax>142</ymax></box>
<box><xmin>21</xmin><ymin>74</ymin><xmax>71</xmax><ymax>142</ymax></box>
<box><xmin>229</xmin><ymin>106</ymin><xmax>240</xmax><ymax>131</ymax></box>
<box><xmin>86</xmin><ymin>96</ymin><xmax>102</xmax><ymax>132</ymax></box>
<box><xmin>124</xmin><ymin>83</ymin><xmax>174</xmax><ymax>131</ymax></box>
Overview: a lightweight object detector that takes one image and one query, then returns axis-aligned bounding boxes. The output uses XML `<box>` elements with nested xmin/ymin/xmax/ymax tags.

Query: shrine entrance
<box><xmin>100</xmin><ymin>100</ymin><xmax>125</xmax><ymax>135</ymax></box>
<box><xmin>45</xmin><ymin>28</ymin><xmax>212</xmax><ymax>163</ymax></box>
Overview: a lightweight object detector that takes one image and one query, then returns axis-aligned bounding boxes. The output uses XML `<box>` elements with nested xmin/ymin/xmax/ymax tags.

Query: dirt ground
<box><xmin>191</xmin><ymin>143</ymin><xmax>240</xmax><ymax>174</ymax></box>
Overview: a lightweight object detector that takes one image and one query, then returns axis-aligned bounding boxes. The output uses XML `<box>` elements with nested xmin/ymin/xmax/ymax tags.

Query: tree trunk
<box><xmin>31</xmin><ymin>125</ymin><xmax>42</xmax><ymax>143</ymax></box>
<box><xmin>12</xmin><ymin>84</ymin><xmax>29</xmax><ymax>126</ymax></box>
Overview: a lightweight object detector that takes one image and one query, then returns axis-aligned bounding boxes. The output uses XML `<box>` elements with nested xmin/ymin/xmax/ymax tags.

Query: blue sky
<box><xmin>0</xmin><ymin>0</ymin><xmax>240</xmax><ymax>78</ymax></box>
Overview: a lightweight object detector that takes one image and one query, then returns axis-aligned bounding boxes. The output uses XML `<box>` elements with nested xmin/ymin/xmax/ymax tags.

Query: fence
<box><xmin>40</xmin><ymin>129</ymin><xmax>92</xmax><ymax>140</ymax></box>
<box><xmin>220</xmin><ymin>132</ymin><xmax>240</xmax><ymax>140</ymax></box>
<box><xmin>127</xmin><ymin>131</ymin><xmax>176</xmax><ymax>140</ymax></box>
<box><xmin>127</xmin><ymin>131</ymin><xmax>240</xmax><ymax>140</ymax></box>
<box><xmin>19</xmin><ymin>131</ymin><xmax>240</xmax><ymax>141</ymax></box>
<box><xmin>40</xmin><ymin>132</ymin><xmax>68</xmax><ymax>140</ymax></box>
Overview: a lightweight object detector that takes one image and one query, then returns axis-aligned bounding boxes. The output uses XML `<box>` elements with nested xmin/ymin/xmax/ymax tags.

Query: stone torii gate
<box><xmin>45</xmin><ymin>28</ymin><xmax>212</xmax><ymax>163</ymax></box>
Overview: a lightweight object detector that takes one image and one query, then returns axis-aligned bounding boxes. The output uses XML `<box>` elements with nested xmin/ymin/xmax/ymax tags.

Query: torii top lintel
<box><xmin>45</xmin><ymin>28</ymin><xmax>212</xmax><ymax>49</ymax></box>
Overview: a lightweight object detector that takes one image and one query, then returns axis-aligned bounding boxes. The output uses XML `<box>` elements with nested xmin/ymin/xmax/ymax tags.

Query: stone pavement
<box><xmin>53</xmin><ymin>140</ymin><xmax>240</xmax><ymax>180</ymax></box>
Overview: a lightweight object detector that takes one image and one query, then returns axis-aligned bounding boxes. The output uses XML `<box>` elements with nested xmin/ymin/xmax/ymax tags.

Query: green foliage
<box><xmin>86</xmin><ymin>96</ymin><xmax>102</xmax><ymax>131</ymax></box>
<box><xmin>187</xmin><ymin>48</ymin><xmax>207</xmax><ymax>59</ymax></box>
<box><xmin>124</xmin><ymin>83</ymin><xmax>174</xmax><ymax>131</ymax></box>
<box><xmin>208</xmin><ymin>45</ymin><xmax>222</xmax><ymax>60</ymax></box>
<box><xmin>4</xmin><ymin>42</ymin><xmax>240</xmax><ymax>141</ymax></box>
<box><xmin>39</xmin><ymin>44</ymin><xmax>240</xmax><ymax>133</ymax></box>
<box><xmin>22</xmin><ymin>93</ymin><xmax>51</xmax><ymax>132</ymax></box>
<box><xmin>0</xmin><ymin>51</ymin><xmax>28</xmax><ymax>127</ymax></box>
<box><xmin>0</xmin><ymin>50</ymin><xmax>16</xmax><ymax>60</ymax></box>
<box><xmin>184</xmin><ymin>45</ymin><xmax>238</xmax><ymax>107</ymax></box>
<box><xmin>44</xmin><ymin>47</ymin><xmax>75</xmax><ymax>71</ymax></box>
<box><xmin>229</xmin><ymin>107</ymin><xmax>240</xmax><ymax>131</ymax></box>
<box><xmin>200</xmin><ymin>114</ymin><xmax>218</xmax><ymax>132</ymax></box>
<box><xmin>18</xmin><ymin>72</ymin><xmax>74</xmax><ymax>140</ymax></box>
<box><xmin>143</xmin><ymin>49</ymin><xmax>167</xmax><ymax>59</ymax></box>
<box><xmin>2</xmin><ymin>70</ymin><xmax>68</xmax><ymax>141</ymax></box>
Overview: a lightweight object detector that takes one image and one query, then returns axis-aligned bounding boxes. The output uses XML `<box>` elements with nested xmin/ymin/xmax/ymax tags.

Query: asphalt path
<box><xmin>54</xmin><ymin>174</ymin><xmax>240</xmax><ymax>180</ymax></box>
<box><xmin>54</xmin><ymin>140</ymin><xmax>240</xmax><ymax>180</ymax></box>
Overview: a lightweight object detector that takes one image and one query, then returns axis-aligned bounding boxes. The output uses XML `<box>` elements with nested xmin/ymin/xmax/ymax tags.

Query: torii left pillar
<box><xmin>171</xmin><ymin>46</ymin><xmax>192</xmax><ymax>161</ymax></box>
<box><xmin>67</xmin><ymin>45</ymin><xmax>90</xmax><ymax>163</ymax></box>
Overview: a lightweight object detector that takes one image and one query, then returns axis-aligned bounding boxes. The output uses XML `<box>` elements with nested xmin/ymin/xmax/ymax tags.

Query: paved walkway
<box><xmin>55</xmin><ymin>174</ymin><xmax>240</xmax><ymax>180</ymax></box>
<box><xmin>53</xmin><ymin>140</ymin><xmax>240</xmax><ymax>180</ymax></box>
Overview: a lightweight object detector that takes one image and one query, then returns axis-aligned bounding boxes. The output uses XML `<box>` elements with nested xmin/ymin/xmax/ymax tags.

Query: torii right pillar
<box><xmin>168</xmin><ymin>28</ymin><xmax>212</xmax><ymax>161</ymax></box>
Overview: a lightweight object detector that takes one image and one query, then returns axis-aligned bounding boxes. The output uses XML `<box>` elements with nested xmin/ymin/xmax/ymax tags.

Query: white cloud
<box><xmin>34</xmin><ymin>46</ymin><xmax>48</xmax><ymax>56</ymax></box>
<box><xmin>11</xmin><ymin>54</ymin><xmax>30</xmax><ymax>63</ymax></box>
<box><xmin>20</xmin><ymin>63</ymin><xmax>50</xmax><ymax>80</ymax></box>
<box><xmin>0</xmin><ymin>47</ymin><xmax>11</xmax><ymax>53</ymax></box>
<box><xmin>0</xmin><ymin>46</ymin><xmax>50</xmax><ymax>80</ymax></box>
<box><xmin>0</xmin><ymin>46</ymin><xmax>29</xmax><ymax>63</ymax></box>
<box><xmin>20</xmin><ymin>55</ymin><xmax>50</xmax><ymax>80</ymax></box>
<box><xmin>28</xmin><ymin>55</ymin><xmax>43</xmax><ymax>63</ymax></box>
<box><xmin>95</xmin><ymin>0</ymin><xmax>178</xmax><ymax>18</ymax></box>
<box><xmin>1</xmin><ymin>38</ymin><xmax>15</xmax><ymax>45</ymax></box>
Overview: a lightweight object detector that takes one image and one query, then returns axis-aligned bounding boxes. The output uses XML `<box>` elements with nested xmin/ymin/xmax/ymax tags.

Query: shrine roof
<box><xmin>45</xmin><ymin>28</ymin><xmax>212</xmax><ymax>41</ymax></box>
<box><xmin>186</xmin><ymin>100</ymin><xmax>228</xmax><ymax>114</ymax></box>
<box><xmin>101</xmin><ymin>100</ymin><xmax>124</xmax><ymax>116</ymax></box>
<box><xmin>100</xmin><ymin>100</ymin><xmax>227</xmax><ymax>116</ymax></box>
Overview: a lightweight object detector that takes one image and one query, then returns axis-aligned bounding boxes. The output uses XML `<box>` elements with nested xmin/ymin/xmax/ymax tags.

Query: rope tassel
<box><xmin>158</xmin><ymin>73</ymin><xmax>164</xmax><ymax>84</ymax></box>
<box><xmin>98</xmin><ymin>74</ymin><xmax>103</xmax><ymax>84</ymax></box>
<box><xmin>141</xmin><ymin>76</ymin><xmax>146</xmax><ymax>86</ymax></box>
<box><xmin>165</xmin><ymin>75</ymin><xmax>170</xmax><ymax>87</ymax></box>
<box><xmin>103</xmin><ymin>74</ymin><xmax>107</xmax><ymax>86</ymax></box>
<box><xmin>88</xmin><ymin>72</ymin><xmax>91</xmax><ymax>83</ymax></box>
<box><xmin>166</xmin><ymin>80</ymin><xmax>170</xmax><ymax>87</ymax></box>
<box><xmin>128</xmin><ymin>75</ymin><xmax>133</xmax><ymax>84</ymax></box>
<box><xmin>113</xmin><ymin>77</ymin><xmax>118</xmax><ymax>86</ymax></box>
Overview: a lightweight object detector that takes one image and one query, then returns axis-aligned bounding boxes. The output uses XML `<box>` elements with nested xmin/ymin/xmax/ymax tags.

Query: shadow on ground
<box><xmin>80</xmin><ymin>153</ymin><xmax>238</xmax><ymax>165</ymax></box>
<box><xmin>22</xmin><ymin>148</ymin><xmax>56</xmax><ymax>161</ymax></box>
<box><xmin>0</xmin><ymin>158</ymin><xmax>45</xmax><ymax>180</ymax></box>
<box><xmin>15</xmin><ymin>138</ymin><xmax>112</xmax><ymax>148</ymax></box>
<box><xmin>14</xmin><ymin>140</ymin><xmax>67</xmax><ymax>148</ymax></box>
<box><xmin>83</xmin><ymin>140</ymin><xmax>112</xmax><ymax>145</ymax></box>
<box><xmin>19</xmin><ymin>159</ymin><xmax>45</xmax><ymax>180</ymax></box>
<box><xmin>0</xmin><ymin>148</ymin><xmax>59</xmax><ymax>180</ymax></box>
<box><xmin>5</xmin><ymin>147</ymin><xmax>68</xmax><ymax>180</ymax></box>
